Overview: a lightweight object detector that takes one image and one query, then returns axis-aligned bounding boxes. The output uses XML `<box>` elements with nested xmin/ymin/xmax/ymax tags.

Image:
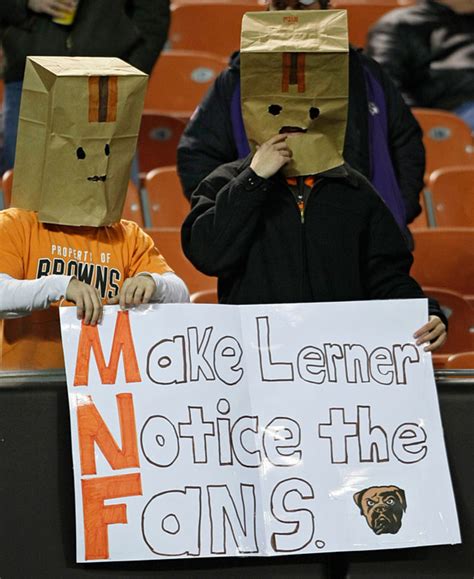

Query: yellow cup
<box><xmin>52</xmin><ymin>4</ymin><xmax>78</xmax><ymax>25</ymax></box>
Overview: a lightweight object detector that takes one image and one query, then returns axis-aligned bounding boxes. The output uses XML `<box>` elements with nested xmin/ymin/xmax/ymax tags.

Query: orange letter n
<box><xmin>74</xmin><ymin>310</ymin><xmax>141</xmax><ymax>386</ymax></box>
<box><xmin>78</xmin><ymin>393</ymin><xmax>140</xmax><ymax>475</ymax></box>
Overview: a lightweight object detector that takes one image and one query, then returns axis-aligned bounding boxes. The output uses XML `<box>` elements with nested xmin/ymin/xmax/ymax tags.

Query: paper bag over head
<box><xmin>240</xmin><ymin>10</ymin><xmax>349</xmax><ymax>176</ymax></box>
<box><xmin>11</xmin><ymin>56</ymin><xmax>148</xmax><ymax>226</ymax></box>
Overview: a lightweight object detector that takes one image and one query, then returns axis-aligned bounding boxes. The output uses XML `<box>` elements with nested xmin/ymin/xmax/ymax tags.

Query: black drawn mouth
<box><xmin>279</xmin><ymin>126</ymin><xmax>307</xmax><ymax>134</ymax></box>
<box><xmin>87</xmin><ymin>175</ymin><xmax>107</xmax><ymax>182</ymax></box>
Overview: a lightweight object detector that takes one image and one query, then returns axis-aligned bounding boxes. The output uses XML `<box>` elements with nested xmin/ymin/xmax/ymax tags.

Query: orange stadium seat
<box><xmin>412</xmin><ymin>108</ymin><xmax>474</xmax><ymax>177</ymax></box>
<box><xmin>444</xmin><ymin>351</ymin><xmax>474</xmax><ymax>369</ymax></box>
<box><xmin>408</xmin><ymin>190</ymin><xmax>429</xmax><ymax>230</ymax></box>
<box><xmin>145</xmin><ymin>166</ymin><xmax>190</xmax><ymax>228</ymax></box>
<box><xmin>1</xmin><ymin>169</ymin><xmax>13</xmax><ymax>208</ymax></box>
<box><xmin>423</xmin><ymin>287</ymin><xmax>474</xmax><ymax>364</ymax></box>
<box><xmin>137</xmin><ymin>112</ymin><xmax>186</xmax><ymax>178</ymax></box>
<box><xmin>168</xmin><ymin>2</ymin><xmax>265</xmax><ymax>57</ymax></box>
<box><xmin>144</xmin><ymin>50</ymin><xmax>228</xmax><ymax>118</ymax></box>
<box><xmin>122</xmin><ymin>181</ymin><xmax>144</xmax><ymax>226</ymax></box>
<box><xmin>146</xmin><ymin>227</ymin><xmax>216</xmax><ymax>294</ymax></box>
<box><xmin>190</xmin><ymin>288</ymin><xmax>218</xmax><ymax>303</ymax></box>
<box><xmin>427</xmin><ymin>166</ymin><xmax>474</xmax><ymax>228</ymax></box>
<box><xmin>411</xmin><ymin>228</ymin><xmax>474</xmax><ymax>304</ymax></box>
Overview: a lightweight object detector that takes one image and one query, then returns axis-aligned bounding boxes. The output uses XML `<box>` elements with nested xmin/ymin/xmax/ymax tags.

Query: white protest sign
<box><xmin>60</xmin><ymin>299</ymin><xmax>460</xmax><ymax>563</ymax></box>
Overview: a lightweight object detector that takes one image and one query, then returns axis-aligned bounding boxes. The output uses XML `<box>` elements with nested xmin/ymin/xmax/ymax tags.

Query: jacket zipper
<box><xmin>297</xmin><ymin>177</ymin><xmax>305</xmax><ymax>224</ymax></box>
<box><xmin>298</xmin><ymin>177</ymin><xmax>307</xmax><ymax>301</ymax></box>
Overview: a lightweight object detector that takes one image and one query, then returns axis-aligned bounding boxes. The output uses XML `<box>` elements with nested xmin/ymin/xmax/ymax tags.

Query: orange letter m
<box><xmin>74</xmin><ymin>311</ymin><xmax>141</xmax><ymax>386</ymax></box>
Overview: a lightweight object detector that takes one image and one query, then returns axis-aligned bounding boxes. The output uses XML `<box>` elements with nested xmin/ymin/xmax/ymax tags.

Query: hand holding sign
<box><xmin>66</xmin><ymin>277</ymin><xmax>103</xmax><ymax>326</ymax></box>
<box><xmin>414</xmin><ymin>315</ymin><xmax>447</xmax><ymax>352</ymax></box>
<box><xmin>107</xmin><ymin>274</ymin><xmax>156</xmax><ymax>309</ymax></box>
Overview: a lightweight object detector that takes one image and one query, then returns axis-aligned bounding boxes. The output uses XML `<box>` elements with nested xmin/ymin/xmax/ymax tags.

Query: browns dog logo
<box><xmin>354</xmin><ymin>485</ymin><xmax>406</xmax><ymax>535</ymax></box>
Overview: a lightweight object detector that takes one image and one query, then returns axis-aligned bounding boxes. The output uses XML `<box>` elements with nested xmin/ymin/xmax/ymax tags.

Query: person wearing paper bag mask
<box><xmin>177</xmin><ymin>0</ymin><xmax>425</xmax><ymax>250</ymax></box>
<box><xmin>182</xmin><ymin>10</ymin><xmax>446</xmax><ymax>352</ymax></box>
<box><xmin>0</xmin><ymin>57</ymin><xmax>189</xmax><ymax>371</ymax></box>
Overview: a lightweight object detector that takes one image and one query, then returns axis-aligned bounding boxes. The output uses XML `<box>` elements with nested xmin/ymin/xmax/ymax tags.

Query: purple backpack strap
<box><xmin>231</xmin><ymin>83</ymin><xmax>251</xmax><ymax>158</ymax></box>
<box><xmin>363</xmin><ymin>65</ymin><xmax>406</xmax><ymax>228</ymax></box>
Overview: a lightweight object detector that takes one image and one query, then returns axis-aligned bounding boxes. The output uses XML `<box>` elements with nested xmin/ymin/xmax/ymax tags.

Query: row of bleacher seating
<box><xmin>1</xmin><ymin>181</ymin><xmax>473</xmax><ymax>368</ymax></box>
<box><xmin>3</xmin><ymin>159</ymin><xmax>472</xmax><ymax>232</ymax></box>
<box><xmin>167</xmin><ymin>0</ymin><xmax>416</xmax><ymax>54</ymax></box>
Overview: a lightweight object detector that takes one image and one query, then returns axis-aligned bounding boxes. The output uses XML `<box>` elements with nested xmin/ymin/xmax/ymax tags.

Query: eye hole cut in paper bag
<box><xmin>241</xmin><ymin>10</ymin><xmax>349</xmax><ymax>176</ymax></box>
<box><xmin>11</xmin><ymin>57</ymin><xmax>147</xmax><ymax>226</ymax></box>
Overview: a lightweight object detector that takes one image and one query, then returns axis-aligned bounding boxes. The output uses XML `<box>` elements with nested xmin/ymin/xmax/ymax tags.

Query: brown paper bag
<box><xmin>241</xmin><ymin>10</ymin><xmax>349</xmax><ymax>177</ymax></box>
<box><xmin>12</xmin><ymin>57</ymin><xmax>147</xmax><ymax>226</ymax></box>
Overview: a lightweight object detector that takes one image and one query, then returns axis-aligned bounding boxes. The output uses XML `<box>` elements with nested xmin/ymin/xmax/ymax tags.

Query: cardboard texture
<box><xmin>241</xmin><ymin>10</ymin><xmax>349</xmax><ymax>176</ymax></box>
<box><xmin>12</xmin><ymin>57</ymin><xmax>147</xmax><ymax>226</ymax></box>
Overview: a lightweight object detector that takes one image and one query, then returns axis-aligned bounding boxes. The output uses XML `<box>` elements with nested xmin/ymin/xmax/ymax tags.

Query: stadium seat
<box><xmin>1</xmin><ymin>169</ymin><xmax>13</xmax><ymax>208</ymax></box>
<box><xmin>411</xmin><ymin>228</ymin><xmax>474</xmax><ymax>304</ymax></box>
<box><xmin>427</xmin><ymin>166</ymin><xmax>474</xmax><ymax>227</ymax></box>
<box><xmin>146</xmin><ymin>227</ymin><xmax>216</xmax><ymax>294</ymax></box>
<box><xmin>137</xmin><ymin>112</ymin><xmax>186</xmax><ymax>178</ymax></box>
<box><xmin>168</xmin><ymin>2</ymin><xmax>265</xmax><ymax>57</ymax></box>
<box><xmin>412</xmin><ymin>108</ymin><xmax>474</xmax><ymax>177</ymax></box>
<box><xmin>423</xmin><ymin>287</ymin><xmax>474</xmax><ymax>361</ymax></box>
<box><xmin>144</xmin><ymin>50</ymin><xmax>228</xmax><ymax>118</ymax></box>
<box><xmin>122</xmin><ymin>181</ymin><xmax>144</xmax><ymax>226</ymax></box>
<box><xmin>145</xmin><ymin>166</ymin><xmax>190</xmax><ymax>227</ymax></box>
<box><xmin>190</xmin><ymin>288</ymin><xmax>218</xmax><ymax>303</ymax></box>
<box><xmin>444</xmin><ymin>351</ymin><xmax>474</xmax><ymax>369</ymax></box>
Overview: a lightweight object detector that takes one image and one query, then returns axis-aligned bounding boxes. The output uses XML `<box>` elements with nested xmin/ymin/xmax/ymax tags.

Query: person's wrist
<box><xmin>249</xmin><ymin>163</ymin><xmax>270</xmax><ymax>179</ymax></box>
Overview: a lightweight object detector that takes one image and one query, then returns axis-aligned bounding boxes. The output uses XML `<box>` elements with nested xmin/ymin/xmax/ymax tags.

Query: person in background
<box><xmin>366</xmin><ymin>0</ymin><xmax>474</xmax><ymax>130</ymax></box>
<box><xmin>178</xmin><ymin>0</ymin><xmax>426</xmax><ymax>248</ymax></box>
<box><xmin>0</xmin><ymin>0</ymin><xmax>171</xmax><ymax>170</ymax></box>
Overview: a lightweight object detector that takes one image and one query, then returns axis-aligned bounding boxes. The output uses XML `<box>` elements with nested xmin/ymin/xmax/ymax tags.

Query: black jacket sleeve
<box><xmin>0</xmin><ymin>0</ymin><xmax>28</xmax><ymax>25</ymax></box>
<box><xmin>181</xmin><ymin>163</ymin><xmax>269</xmax><ymax>276</ymax></box>
<box><xmin>366</xmin><ymin>16</ymin><xmax>417</xmax><ymax>105</ymax></box>
<box><xmin>177</xmin><ymin>67</ymin><xmax>240</xmax><ymax>199</ymax></box>
<box><xmin>362</xmin><ymin>54</ymin><xmax>425</xmax><ymax>223</ymax></box>
<box><xmin>364</xmin><ymin>192</ymin><xmax>447</xmax><ymax>326</ymax></box>
<box><xmin>125</xmin><ymin>0</ymin><xmax>170</xmax><ymax>74</ymax></box>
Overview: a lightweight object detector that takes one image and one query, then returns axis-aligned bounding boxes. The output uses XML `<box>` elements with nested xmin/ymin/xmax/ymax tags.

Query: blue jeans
<box><xmin>3</xmin><ymin>81</ymin><xmax>23</xmax><ymax>171</ymax></box>
<box><xmin>453</xmin><ymin>101</ymin><xmax>474</xmax><ymax>132</ymax></box>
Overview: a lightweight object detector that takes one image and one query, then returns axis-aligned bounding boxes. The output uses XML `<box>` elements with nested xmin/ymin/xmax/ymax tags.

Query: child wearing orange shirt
<box><xmin>0</xmin><ymin>57</ymin><xmax>189</xmax><ymax>369</ymax></box>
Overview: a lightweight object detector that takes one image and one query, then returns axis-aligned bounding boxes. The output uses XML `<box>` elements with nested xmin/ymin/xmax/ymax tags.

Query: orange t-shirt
<box><xmin>0</xmin><ymin>208</ymin><xmax>172</xmax><ymax>370</ymax></box>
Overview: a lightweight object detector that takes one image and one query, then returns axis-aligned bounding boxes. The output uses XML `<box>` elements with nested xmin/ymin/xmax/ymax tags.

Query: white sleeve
<box><xmin>145</xmin><ymin>272</ymin><xmax>190</xmax><ymax>303</ymax></box>
<box><xmin>0</xmin><ymin>273</ymin><xmax>72</xmax><ymax>319</ymax></box>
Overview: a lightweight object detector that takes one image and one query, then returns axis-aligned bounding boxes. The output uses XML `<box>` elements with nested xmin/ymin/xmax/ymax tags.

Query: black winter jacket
<box><xmin>366</xmin><ymin>0</ymin><xmax>474</xmax><ymax>109</ymax></box>
<box><xmin>178</xmin><ymin>49</ymin><xmax>425</xmax><ymax>224</ymax></box>
<box><xmin>182</xmin><ymin>158</ymin><xmax>444</xmax><ymax>326</ymax></box>
<box><xmin>0</xmin><ymin>0</ymin><xmax>170</xmax><ymax>80</ymax></box>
